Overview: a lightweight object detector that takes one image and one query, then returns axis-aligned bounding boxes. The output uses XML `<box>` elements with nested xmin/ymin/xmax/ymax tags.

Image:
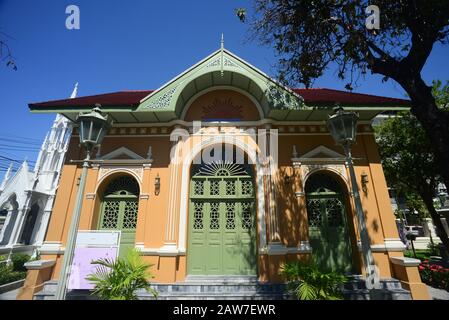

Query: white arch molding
<box><xmin>180</xmin><ymin>85</ymin><xmax>265</xmax><ymax>121</ymax></box>
<box><xmin>95</xmin><ymin>167</ymin><xmax>144</xmax><ymax>194</ymax></box>
<box><xmin>177</xmin><ymin>136</ymin><xmax>268</xmax><ymax>254</ymax></box>
<box><xmin>301</xmin><ymin>165</ymin><xmax>350</xmax><ymax>193</ymax></box>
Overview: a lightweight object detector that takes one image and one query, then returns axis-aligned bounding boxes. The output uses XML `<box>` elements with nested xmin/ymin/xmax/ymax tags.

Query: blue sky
<box><xmin>0</xmin><ymin>0</ymin><xmax>448</xmax><ymax>176</ymax></box>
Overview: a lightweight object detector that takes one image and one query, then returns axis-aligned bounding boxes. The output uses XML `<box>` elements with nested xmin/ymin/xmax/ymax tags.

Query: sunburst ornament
<box><xmin>196</xmin><ymin>161</ymin><xmax>247</xmax><ymax>176</ymax></box>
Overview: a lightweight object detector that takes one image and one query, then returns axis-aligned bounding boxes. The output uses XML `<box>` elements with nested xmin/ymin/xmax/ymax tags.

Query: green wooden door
<box><xmin>306</xmin><ymin>173</ymin><xmax>353</xmax><ymax>273</ymax></box>
<box><xmin>188</xmin><ymin>163</ymin><xmax>257</xmax><ymax>275</ymax></box>
<box><xmin>98</xmin><ymin>176</ymin><xmax>139</xmax><ymax>259</ymax></box>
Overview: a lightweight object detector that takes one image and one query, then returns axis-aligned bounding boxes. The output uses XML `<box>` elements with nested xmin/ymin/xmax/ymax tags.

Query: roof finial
<box><xmin>220</xmin><ymin>33</ymin><xmax>224</xmax><ymax>50</ymax></box>
<box><xmin>70</xmin><ymin>82</ymin><xmax>79</xmax><ymax>99</ymax></box>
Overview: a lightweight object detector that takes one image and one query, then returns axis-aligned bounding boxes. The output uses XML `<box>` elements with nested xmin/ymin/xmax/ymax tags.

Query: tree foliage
<box><xmin>241</xmin><ymin>1</ymin><xmax>449</xmax><ymax>195</ymax></box>
<box><xmin>86</xmin><ymin>249</ymin><xmax>158</xmax><ymax>300</ymax></box>
<box><xmin>280</xmin><ymin>260</ymin><xmax>347</xmax><ymax>300</ymax></box>
<box><xmin>375</xmin><ymin>80</ymin><xmax>449</xmax><ymax>252</ymax></box>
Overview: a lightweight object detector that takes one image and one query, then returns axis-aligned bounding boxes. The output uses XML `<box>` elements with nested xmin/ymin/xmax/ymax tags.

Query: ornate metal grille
<box><xmin>101</xmin><ymin>201</ymin><xmax>120</xmax><ymax>229</ymax></box>
<box><xmin>122</xmin><ymin>201</ymin><xmax>138</xmax><ymax>229</ymax></box>
<box><xmin>306</xmin><ymin>199</ymin><xmax>322</xmax><ymax>227</ymax></box>
<box><xmin>241</xmin><ymin>202</ymin><xmax>252</xmax><ymax>230</ymax></box>
<box><xmin>225</xmin><ymin>202</ymin><xmax>236</xmax><ymax>229</ymax></box>
<box><xmin>242</xmin><ymin>180</ymin><xmax>253</xmax><ymax>196</ymax></box>
<box><xmin>210</xmin><ymin>180</ymin><xmax>220</xmax><ymax>196</ymax></box>
<box><xmin>104</xmin><ymin>176</ymin><xmax>139</xmax><ymax>196</ymax></box>
<box><xmin>194</xmin><ymin>180</ymin><xmax>204</xmax><ymax>195</ymax></box>
<box><xmin>326</xmin><ymin>198</ymin><xmax>344</xmax><ymax>227</ymax></box>
<box><xmin>193</xmin><ymin>202</ymin><xmax>204</xmax><ymax>230</ymax></box>
<box><xmin>226</xmin><ymin>180</ymin><xmax>236</xmax><ymax>195</ymax></box>
<box><xmin>209</xmin><ymin>202</ymin><xmax>220</xmax><ymax>229</ymax></box>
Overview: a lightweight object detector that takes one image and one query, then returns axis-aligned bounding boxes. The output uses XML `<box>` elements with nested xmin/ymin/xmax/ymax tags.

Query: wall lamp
<box><xmin>154</xmin><ymin>174</ymin><xmax>161</xmax><ymax>196</ymax></box>
<box><xmin>361</xmin><ymin>171</ymin><xmax>369</xmax><ymax>192</ymax></box>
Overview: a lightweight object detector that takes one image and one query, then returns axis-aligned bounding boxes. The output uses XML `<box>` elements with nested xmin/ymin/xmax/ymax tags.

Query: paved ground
<box><xmin>0</xmin><ymin>288</ymin><xmax>19</xmax><ymax>300</ymax></box>
<box><xmin>0</xmin><ymin>286</ymin><xmax>447</xmax><ymax>300</ymax></box>
<box><xmin>427</xmin><ymin>285</ymin><xmax>449</xmax><ymax>300</ymax></box>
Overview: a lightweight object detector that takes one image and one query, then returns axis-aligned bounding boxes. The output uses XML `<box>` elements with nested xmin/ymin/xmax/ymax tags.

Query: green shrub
<box><xmin>280</xmin><ymin>261</ymin><xmax>347</xmax><ymax>300</ymax></box>
<box><xmin>86</xmin><ymin>249</ymin><xmax>158</xmax><ymax>300</ymax></box>
<box><xmin>11</xmin><ymin>253</ymin><xmax>31</xmax><ymax>272</ymax></box>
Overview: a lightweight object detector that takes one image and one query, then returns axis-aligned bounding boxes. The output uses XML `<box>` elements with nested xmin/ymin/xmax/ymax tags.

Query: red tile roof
<box><xmin>293</xmin><ymin>88</ymin><xmax>409</xmax><ymax>105</ymax></box>
<box><xmin>29</xmin><ymin>90</ymin><xmax>154</xmax><ymax>108</ymax></box>
<box><xmin>29</xmin><ymin>88</ymin><xmax>409</xmax><ymax>109</ymax></box>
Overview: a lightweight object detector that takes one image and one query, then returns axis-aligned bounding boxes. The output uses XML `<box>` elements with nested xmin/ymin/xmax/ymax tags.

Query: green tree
<box><xmin>239</xmin><ymin>1</ymin><xmax>449</xmax><ymax>195</ymax></box>
<box><xmin>374</xmin><ymin>93</ymin><xmax>449</xmax><ymax>252</ymax></box>
<box><xmin>86</xmin><ymin>249</ymin><xmax>158</xmax><ymax>300</ymax></box>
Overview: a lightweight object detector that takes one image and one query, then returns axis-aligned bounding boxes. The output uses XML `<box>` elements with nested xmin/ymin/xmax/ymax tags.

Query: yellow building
<box><xmin>19</xmin><ymin>47</ymin><xmax>429</xmax><ymax>300</ymax></box>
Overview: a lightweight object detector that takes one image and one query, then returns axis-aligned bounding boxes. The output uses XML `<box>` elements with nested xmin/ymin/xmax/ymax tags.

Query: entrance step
<box><xmin>342</xmin><ymin>277</ymin><xmax>412</xmax><ymax>300</ymax></box>
<box><xmin>34</xmin><ymin>277</ymin><xmax>412</xmax><ymax>300</ymax></box>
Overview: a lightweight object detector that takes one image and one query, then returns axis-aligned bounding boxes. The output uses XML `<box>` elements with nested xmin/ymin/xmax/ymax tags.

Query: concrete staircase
<box><xmin>34</xmin><ymin>276</ymin><xmax>412</xmax><ymax>300</ymax></box>
<box><xmin>342</xmin><ymin>276</ymin><xmax>412</xmax><ymax>300</ymax></box>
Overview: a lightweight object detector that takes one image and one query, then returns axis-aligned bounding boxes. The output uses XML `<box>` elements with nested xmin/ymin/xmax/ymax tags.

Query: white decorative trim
<box><xmin>301</xmin><ymin>145</ymin><xmax>345</xmax><ymax>159</ymax></box>
<box><xmin>100</xmin><ymin>147</ymin><xmax>144</xmax><ymax>160</ymax></box>
<box><xmin>135</xmin><ymin>244</ymin><xmax>186</xmax><ymax>256</ymax></box>
<box><xmin>390</xmin><ymin>257</ymin><xmax>421</xmax><ymax>267</ymax></box>
<box><xmin>139</xmin><ymin>194</ymin><xmax>150</xmax><ymax>200</ymax></box>
<box><xmin>86</xmin><ymin>193</ymin><xmax>95</xmax><ymax>200</ymax></box>
<box><xmin>38</xmin><ymin>242</ymin><xmax>65</xmax><ymax>255</ymax></box>
<box><xmin>24</xmin><ymin>259</ymin><xmax>56</xmax><ymax>270</ymax></box>
<box><xmin>97</xmin><ymin>167</ymin><xmax>144</xmax><ymax>185</ymax></box>
<box><xmin>357</xmin><ymin>238</ymin><xmax>406</xmax><ymax>252</ymax></box>
<box><xmin>259</xmin><ymin>242</ymin><xmax>312</xmax><ymax>255</ymax></box>
<box><xmin>177</xmin><ymin>135</ymin><xmax>267</xmax><ymax>253</ymax></box>
<box><xmin>295</xmin><ymin>191</ymin><xmax>305</xmax><ymax>198</ymax></box>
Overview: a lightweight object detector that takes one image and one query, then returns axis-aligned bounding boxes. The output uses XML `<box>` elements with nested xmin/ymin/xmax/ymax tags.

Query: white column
<box><xmin>9</xmin><ymin>208</ymin><xmax>27</xmax><ymax>245</ymax></box>
<box><xmin>0</xmin><ymin>210</ymin><xmax>13</xmax><ymax>244</ymax></box>
<box><xmin>35</xmin><ymin>209</ymin><xmax>51</xmax><ymax>246</ymax></box>
<box><xmin>161</xmin><ymin>136</ymin><xmax>182</xmax><ymax>252</ymax></box>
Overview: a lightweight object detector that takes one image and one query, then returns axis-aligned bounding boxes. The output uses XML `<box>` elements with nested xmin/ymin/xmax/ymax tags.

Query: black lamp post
<box><xmin>55</xmin><ymin>107</ymin><xmax>112</xmax><ymax>300</ymax></box>
<box><xmin>326</xmin><ymin>107</ymin><xmax>378</xmax><ymax>287</ymax></box>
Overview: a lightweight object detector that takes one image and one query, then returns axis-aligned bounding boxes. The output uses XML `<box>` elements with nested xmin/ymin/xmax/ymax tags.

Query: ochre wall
<box><xmin>33</xmin><ymin>90</ymin><xmax>424</xmax><ymax>297</ymax></box>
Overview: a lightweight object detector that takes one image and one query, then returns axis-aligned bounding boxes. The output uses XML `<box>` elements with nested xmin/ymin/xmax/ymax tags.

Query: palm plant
<box><xmin>280</xmin><ymin>260</ymin><xmax>347</xmax><ymax>300</ymax></box>
<box><xmin>86</xmin><ymin>248</ymin><xmax>158</xmax><ymax>300</ymax></box>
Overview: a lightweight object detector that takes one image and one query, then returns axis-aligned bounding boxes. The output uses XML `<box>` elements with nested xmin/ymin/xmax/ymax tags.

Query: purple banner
<box><xmin>68</xmin><ymin>247</ymin><xmax>118</xmax><ymax>290</ymax></box>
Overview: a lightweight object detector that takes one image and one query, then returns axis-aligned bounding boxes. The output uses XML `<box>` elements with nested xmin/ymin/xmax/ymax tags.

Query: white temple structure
<box><xmin>0</xmin><ymin>84</ymin><xmax>76</xmax><ymax>258</ymax></box>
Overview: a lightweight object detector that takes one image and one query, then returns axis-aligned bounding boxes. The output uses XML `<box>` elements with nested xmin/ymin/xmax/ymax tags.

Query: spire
<box><xmin>70</xmin><ymin>82</ymin><xmax>79</xmax><ymax>99</ymax></box>
<box><xmin>220</xmin><ymin>33</ymin><xmax>224</xmax><ymax>77</ymax></box>
<box><xmin>0</xmin><ymin>162</ymin><xmax>14</xmax><ymax>191</ymax></box>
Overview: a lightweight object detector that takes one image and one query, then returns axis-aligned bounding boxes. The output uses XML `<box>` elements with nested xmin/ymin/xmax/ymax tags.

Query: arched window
<box><xmin>98</xmin><ymin>175</ymin><xmax>140</xmax><ymax>258</ymax></box>
<box><xmin>305</xmin><ymin>172</ymin><xmax>353</xmax><ymax>273</ymax></box>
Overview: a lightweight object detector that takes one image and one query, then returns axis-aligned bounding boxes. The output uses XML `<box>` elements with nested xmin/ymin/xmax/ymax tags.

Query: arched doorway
<box><xmin>305</xmin><ymin>172</ymin><xmax>353</xmax><ymax>273</ymax></box>
<box><xmin>0</xmin><ymin>196</ymin><xmax>19</xmax><ymax>245</ymax></box>
<box><xmin>98</xmin><ymin>175</ymin><xmax>139</xmax><ymax>258</ymax></box>
<box><xmin>187</xmin><ymin>151</ymin><xmax>257</xmax><ymax>276</ymax></box>
<box><xmin>19</xmin><ymin>203</ymin><xmax>40</xmax><ymax>245</ymax></box>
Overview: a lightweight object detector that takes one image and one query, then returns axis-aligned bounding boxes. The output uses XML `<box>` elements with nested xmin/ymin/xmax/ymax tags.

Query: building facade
<box><xmin>21</xmin><ymin>48</ymin><xmax>429</xmax><ymax>299</ymax></box>
<box><xmin>0</xmin><ymin>113</ymin><xmax>72</xmax><ymax>258</ymax></box>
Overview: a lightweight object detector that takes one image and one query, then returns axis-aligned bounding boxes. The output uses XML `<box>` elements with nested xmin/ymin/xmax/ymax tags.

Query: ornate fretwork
<box><xmin>104</xmin><ymin>176</ymin><xmax>139</xmax><ymax>196</ymax></box>
<box><xmin>145</xmin><ymin>86</ymin><xmax>177</xmax><ymax>110</ymax></box>
<box><xmin>122</xmin><ymin>201</ymin><xmax>138</xmax><ymax>229</ymax></box>
<box><xmin>241</xmin><ymin>180</ymin><xmax>253</xmax><ymax>196</ymax></box>
<box><xmin>225</xmin><ymin>202</ymin><xmax>236</xmax><ymax>229</ymax></box>
<box><xmin>241</xmin><ymin>202</ymin><xmax>252</xmax><ymax>230</ymax></box>
<box><xmin>325</xmin><ymin>198</ymin><xmax>344</xmax><ymax>227</ymax></box>
<box><xmin>193</xmin><ymin>180</ymin><xmax>204</xmax><ymax>195</ymax></box>
<box><xmin>195</xmin><ymin>162</ymin><xmax>247</xmax><ymax>177</ymax></box>
<box><xmin>98</xmin><ymin>167</ymin><xmax>143</xmax><ymax>184</ymax></box>
<box><xmin>193</xmin><ymin>202</ymin><xmax>204</xmax><ymax>230</ymax></box>
<box><xmin>210</xmin><ymin>202</ymin><xmax>220</xmax><ymax>230</ymax></box>
<box><xmin>101</xmin><ymin>201</ymin><xmax>120</xmax><ymax>229</ymax></box>
<box><xmin>226</xmin><ymin>180</ymin><xmax>236</xmax><ymax>195</ymax></box>
<box><xmin>210</xmin><ymin>179</ymin><xmax>220</xmax><ymax>196</ymax></box>
<box><xmin>306</xmin><ymin>199</ymin><xmax>322</xmax><ymax>228</ymax></box>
